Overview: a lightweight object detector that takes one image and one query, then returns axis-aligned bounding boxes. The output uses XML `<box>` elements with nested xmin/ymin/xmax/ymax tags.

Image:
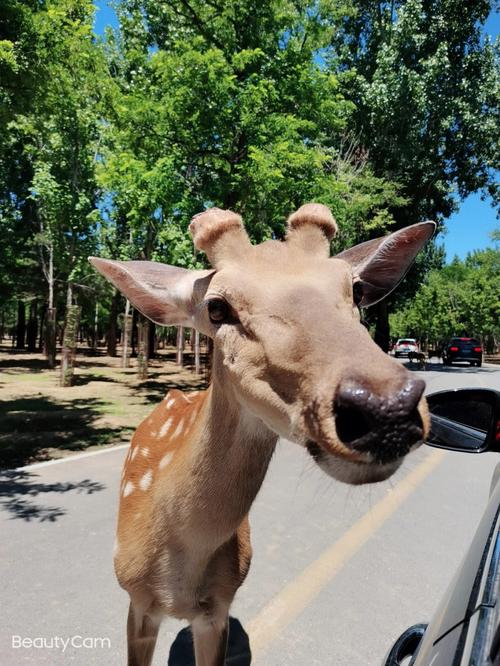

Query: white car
<box><xmin>393</xmin><ymin>338</ymin><xmax>418</xmax><ymax>358</ymax></box>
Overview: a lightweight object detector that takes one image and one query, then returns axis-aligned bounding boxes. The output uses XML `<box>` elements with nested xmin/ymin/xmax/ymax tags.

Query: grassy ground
<box><xmin>0</xmin><ymin>345</ymin><xmax>208</xmax><ymax>468</ymax></box>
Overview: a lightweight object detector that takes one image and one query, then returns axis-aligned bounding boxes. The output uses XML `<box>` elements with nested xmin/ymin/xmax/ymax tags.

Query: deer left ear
<box><xmin>334</xmin><ymin>221</ymin><xmax>436</xmax><ymax>308</ymax></box>
<box><xmin>89</xmin><ymin>258</ymin><xmax>214</xmax><ymax>326</ymax></box>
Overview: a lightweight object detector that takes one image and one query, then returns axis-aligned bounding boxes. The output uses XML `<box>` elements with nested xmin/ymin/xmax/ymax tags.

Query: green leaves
<box><xmin>390</xmin><ymin>248</ymin><xmax>500</xmax><ymax>343</ymax></box>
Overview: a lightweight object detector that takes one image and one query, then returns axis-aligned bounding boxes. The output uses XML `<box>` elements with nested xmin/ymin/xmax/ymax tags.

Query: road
<box><xmin>0</xmin><ymin>361</ymin><xmax>499</xmax><ymax>666</ymax></box>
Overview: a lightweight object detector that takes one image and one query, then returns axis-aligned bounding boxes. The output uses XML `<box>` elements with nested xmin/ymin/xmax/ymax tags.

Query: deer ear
<box><xmin>89</xmin><ymin>258</ymin><xmax>214</xmax><ymax>326</ymax></box>
<box><xmin>334</xmin><ymin>221</ymin><xmax>436</xmax><ymax>308</ymax></box>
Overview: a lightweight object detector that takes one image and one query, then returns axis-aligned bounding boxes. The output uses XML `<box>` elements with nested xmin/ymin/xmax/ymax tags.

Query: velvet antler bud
<box><xmin>286</xmin><ymin>203</ymin><xmax>337</xmax><ymax>256</ymax></box>
<box><xmin>189</xmin><ymin>208</ymin><xmax>251</xmax><ymax>268</ymax></box>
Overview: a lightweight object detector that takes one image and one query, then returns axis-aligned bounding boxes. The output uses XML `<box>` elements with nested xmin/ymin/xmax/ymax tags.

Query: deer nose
<box><xmin>333</xmin><ymin>377</ymin><xmax>425</xmax><ymax>463</ymax></box>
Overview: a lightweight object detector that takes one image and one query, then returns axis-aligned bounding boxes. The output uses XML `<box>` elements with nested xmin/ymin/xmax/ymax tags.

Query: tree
<box><xmin>332</xmin><ymin>0</ymin><xmax>499</xmax><ymax>347</ymax></box>
<box><xmin>390</xmin><ymin>248</ymin><xmax>500</xmax><ymax>350</ymax></box>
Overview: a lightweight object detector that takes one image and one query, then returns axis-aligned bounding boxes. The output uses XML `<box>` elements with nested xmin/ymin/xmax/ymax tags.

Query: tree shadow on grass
<box><xmin>0</xmin><ymin>356</ymin><xmax>50</xmax><ymax>373</ymax></box>
<box><xmin>137</xmin><ymin>376</ymin><xmax>207</xmax><ymax>404</ymax></box>
<box><xmin>0</xmin><ymin>469</ymin><xmax>105</xmax><ymax>522</ymax></box>
<box><xmin>0</xmin><ymin>396</ymin><xmax>132</xmax><ymax>468</ymax></box>
<box><xmin>71</xmin><ymin>373</ymin><xmax>121</xmax><ymax>387</ymax></box>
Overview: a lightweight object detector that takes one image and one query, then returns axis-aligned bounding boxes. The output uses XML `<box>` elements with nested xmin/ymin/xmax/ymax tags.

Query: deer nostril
<box><xmin>334</xmin><ymin>383</ymin><xmax>375</xmax><ymax>447</ymax></box>
<box><xmin>335</xmin><ymin>404</ymin><xmax>373</xmax><ymax>445</ymax></box>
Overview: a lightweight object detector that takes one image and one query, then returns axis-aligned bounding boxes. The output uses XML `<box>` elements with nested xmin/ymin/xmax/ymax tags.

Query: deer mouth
<box><xmin>305</xmin><ymin>437</ymin><xmax>419</xmax><ymax>485</ymax></box>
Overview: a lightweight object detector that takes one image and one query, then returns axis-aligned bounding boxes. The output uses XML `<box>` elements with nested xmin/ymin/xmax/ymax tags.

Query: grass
<box><xmin>0</xmin><ymin>345</ymin><xmax>208</xmax><ymax>468</ymax></box>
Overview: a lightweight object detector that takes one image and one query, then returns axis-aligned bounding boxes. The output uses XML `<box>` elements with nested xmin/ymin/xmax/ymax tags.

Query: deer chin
<box><xmin>306</xmin><ymin>440</ymin><xmax>404</xmax><ymax>485</ymax></box>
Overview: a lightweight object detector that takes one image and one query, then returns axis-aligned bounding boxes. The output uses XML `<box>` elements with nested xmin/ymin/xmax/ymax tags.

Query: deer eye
<box><xmin>207</xmin><ymin>298</ymin><xmax>229</xmax><ymax>324</ymax></box>
<box><xmin>353</xmin><ymin>281</ymin><xmax>364</xmax><ymax>307</ymax></box>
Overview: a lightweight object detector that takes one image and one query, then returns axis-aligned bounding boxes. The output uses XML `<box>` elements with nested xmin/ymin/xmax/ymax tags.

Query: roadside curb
<box><xmin>9</xmin><ymin>443</ymin><xmax>130</xmax><ymax>473</ymax></box>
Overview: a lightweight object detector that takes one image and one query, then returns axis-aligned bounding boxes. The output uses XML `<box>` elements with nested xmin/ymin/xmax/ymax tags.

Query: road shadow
<box><xmin>168</xmin><ymin>617</ymin><xmax>251</xmax><ymax>665</ymax></box>
<box><xmin>0</xmin><ymin>469</ymin><xmax>105</xmax><ymax>522</ymax></box>
<box><xmin>0</xmin><ymin>395</ymin><xmax>132</xmax><ymax>468</ymax></box>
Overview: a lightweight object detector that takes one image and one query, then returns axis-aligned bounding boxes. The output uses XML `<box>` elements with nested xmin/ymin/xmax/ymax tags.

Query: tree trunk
<box><xmin>15</xmin><ymin>300</ymin><xmax>26</xmax><ymax>349</ymax></box>
<box><xmin>45</xmin><ymin>308</ymin><xmax>57</xmax><ymax>368</ymax></box>
<box><xmin>176</xmin><ymin>326</ymin><xmax>184</xmax><ymax>365</ymax></box>
<box><xmin>60</xmin><ymin>284</ymin><xmax>80</xmax><ymax>387</ymax></box>
<box><xmin>194</xmin><ymin>329</ymin><xmax>201</xmax><ymax>374</ymax></box>
<box><xmin>137</xmin><ymin>315</ymin><xmax>149</xmax><ymax>380</ymax></box>
<box><xmin>27</xmin><ymin>300</ymin><xmax>38</xmax><ymax>352</ymax></box>
<box><xmin>148</xmin><ymin>322</ymin><xmax>156</xmax><ymax>359</ymax></box>
<box><xmin>92</xmin><ymin>301</ymin><xmax>99</xmax><ymax>353</ymax></box>
<box><xmin>131</xmin><ymin>308</ymin><xmax>138</xmax><ymax>357</ymax></box>
<box><xmin>122</xmin><ymin>301</ymin><xmax>132</xmax><ymax>368</ymax></box>
<box><xmin>106</xmin><ymin>290</ymin><xmax>120</xmax><ymax>357</ymax></box>
<box><xmin>374</xmin><ymin>300</ymin><xmax>390</xmax><ymax>353</ymax></box>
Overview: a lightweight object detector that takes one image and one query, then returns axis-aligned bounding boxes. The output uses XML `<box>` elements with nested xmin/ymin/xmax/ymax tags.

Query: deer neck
<box><xmin>180</xmin><ymin>356</ymin><xmax>278</xmax><ymax>544</ymax></box>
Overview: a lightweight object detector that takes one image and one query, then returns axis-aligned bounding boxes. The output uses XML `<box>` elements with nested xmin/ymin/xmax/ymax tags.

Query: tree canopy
<box><xmin>0</xmin><ymin>0</ymin><xmax>498</xmax><ymax>359</ymax></box>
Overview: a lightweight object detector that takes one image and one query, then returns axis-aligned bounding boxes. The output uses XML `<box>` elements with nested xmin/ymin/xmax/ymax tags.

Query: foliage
<box><xmin>0</xmin><ymin>0</ymin><xmax>498</xmax><ymax>357</ymax></box>
<box><xmin>332</xmin><ymin>0</ymin><xmax>499</xmax><ymax>225</ymax></box>
<box><xmin>390</xmin><ymin>248</ymin><xmax>500</xmax><ymax>347</ymax></box>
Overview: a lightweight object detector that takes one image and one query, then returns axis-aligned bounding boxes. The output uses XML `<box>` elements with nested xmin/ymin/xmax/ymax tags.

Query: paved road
<box><xmin>1</xmin><ymin>361</ymin><xmax>498</xmax><ymax>666</ymax></box>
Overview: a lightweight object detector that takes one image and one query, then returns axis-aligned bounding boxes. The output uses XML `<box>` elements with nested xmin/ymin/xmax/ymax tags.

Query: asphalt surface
<box><xmin>1</xmin><ymin>360</ymin><xmax>499</xmax><ymax>666</ymax></box>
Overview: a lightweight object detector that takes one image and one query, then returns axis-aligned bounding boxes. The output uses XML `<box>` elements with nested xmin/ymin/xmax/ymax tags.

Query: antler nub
<box><xmin>286</xmin><ymin>204</ymin><xmax>337</xmax><ymax>257</ymax></box>
<box><xmin>189</xmin><ymin>208</ymin><xmax>251</xmax><ymax>267</ymax></box>
<box><xmin>286</xmin><ymin>204</ymin><xmax>337</xmax><ymax>241</ymax></box>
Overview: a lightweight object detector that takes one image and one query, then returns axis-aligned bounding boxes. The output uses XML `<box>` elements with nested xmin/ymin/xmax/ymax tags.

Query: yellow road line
<box><xmin>247</xmin><ymin>448</ymin><xmax>446</xmax><ymax>657</ymax></box>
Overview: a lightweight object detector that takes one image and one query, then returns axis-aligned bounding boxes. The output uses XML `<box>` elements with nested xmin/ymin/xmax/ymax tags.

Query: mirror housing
<box><xmin>426</xmin><ymin>389</ymin><xmax>500</xmax><ymax>454</ymax></box>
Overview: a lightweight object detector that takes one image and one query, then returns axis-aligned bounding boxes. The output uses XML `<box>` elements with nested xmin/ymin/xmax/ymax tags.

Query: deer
<box><xmin>90</xmin><ymin>204</ymin><xmax>435</xmax><ymax>666</ymax></box>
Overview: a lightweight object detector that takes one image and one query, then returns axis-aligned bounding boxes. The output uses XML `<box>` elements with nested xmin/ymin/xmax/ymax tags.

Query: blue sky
<box><xmin>93</xmin><ymin>2</ymin><xmax>499</xmax><ymax>262</ymax></box>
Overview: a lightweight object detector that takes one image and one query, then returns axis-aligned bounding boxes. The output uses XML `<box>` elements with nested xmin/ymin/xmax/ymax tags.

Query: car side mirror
<box><xmin>426</xmin><ymin>389</ymin><xmax>500</xmax><ymax>453</ymax></box>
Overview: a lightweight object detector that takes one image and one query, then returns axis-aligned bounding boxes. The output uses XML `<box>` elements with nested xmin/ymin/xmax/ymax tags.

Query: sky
<box><xmin>93</xmin><ymin>2</ymin><xmax>499</xmax><ymax>262</ymax></box>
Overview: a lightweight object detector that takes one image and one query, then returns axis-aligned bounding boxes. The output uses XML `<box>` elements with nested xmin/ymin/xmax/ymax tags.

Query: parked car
<box><xmin>442</xmin><ymin>337</ymin><xmax>483</xmax><ymax>367</ymax></box>
<box><xmin>393</xmin><ymin>338</ymin><xmax>419</xmax><ymax>358</ymax></box>
<box><xmin>384</xmin><ymin>388</ymin><xmax>500</xmax><ymax>666</ymax></box>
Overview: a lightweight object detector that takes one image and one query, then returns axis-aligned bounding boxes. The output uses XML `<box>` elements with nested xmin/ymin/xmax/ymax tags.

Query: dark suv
<box><xmin>442</xmin><ymin>337</ymin><xmax>483</xmax><ymax>367</ymax></box>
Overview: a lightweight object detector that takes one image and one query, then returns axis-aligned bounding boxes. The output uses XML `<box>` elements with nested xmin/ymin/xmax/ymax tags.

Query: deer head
<box><xmin>90</xmin><ymin>205</ymin><xmax>434</xmax><ymax>485</ymax></box>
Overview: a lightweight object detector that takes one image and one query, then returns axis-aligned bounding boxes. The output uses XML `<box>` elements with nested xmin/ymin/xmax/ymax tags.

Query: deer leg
<box><xmin>126</xmin><ymin>601</ymin><xmax>161</xmax><ymax>666</ymax></box>
<box><xmin>191</xmin><ymin>611</ymin><xmax>229</xmax><ymax>666</ymax></box>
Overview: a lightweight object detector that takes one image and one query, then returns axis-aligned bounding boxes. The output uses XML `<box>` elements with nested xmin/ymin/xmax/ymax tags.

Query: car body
<box><xmin>393</xmin><ymin>338</ymin><xmax>418</xmax><ymax>358</ymax></box>
<box><xmin>442</xmin><ymin>337</ymin><xmax>483</xmax><ymax>367</ymax></box>
<box><xmin>384</xmin><ymin>388</ymin><xmax>500</xmax><ymax>666</ymax></box>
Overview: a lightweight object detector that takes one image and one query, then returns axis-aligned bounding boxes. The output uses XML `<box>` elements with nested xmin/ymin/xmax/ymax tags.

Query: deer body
<box><xmin>116</xmin><ymin>379</ymin><xmax>277</xmax><ymax>664</ymax></box>
<box><xmin>91</xmin><ymin>204</ymin><xmax>435</xmax><ymax>665</ymax></box>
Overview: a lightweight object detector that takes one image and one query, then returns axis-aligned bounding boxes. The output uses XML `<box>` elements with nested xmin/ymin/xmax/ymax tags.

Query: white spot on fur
<box><xmin>123</xmin><ymin>481</ymin><xmax>134</xmax><ymax>498</ymax></box>
<box><xmin>141</xmin><ymin>447</ymin><xmax>150</xmax><ymax>458</ymax></box>
<box><xmin>159</xmin><ymin>452</ymin><xmax>174</xmax><ymax>469</ymax></box>
<box><xmin>188</xmin><ymin>409</ymin><xmax>198</xmax><ymax>428</ymax></box>
<box><xmin>159</xmin><ymin>417</ymin><xmax>173</xmax><ymax>438</ymax></box>
<box><xmin>131</xmin><ymin>447</ymin><xmax>139</xmax><ymax>461</ymax></box>
<box><xmin>139</xmin><ymin>469</ymin><xmax>153</xmax><ymax>491</ymax></box>
<box><xmin>166</xmin><ymin>398</ymin><xmax>175</xmax><ymax>409</ymax></box>
<box><xmin>172</xmin><ymin>419</ymin><xmax>185</xmax><ymax>438</ymax></box>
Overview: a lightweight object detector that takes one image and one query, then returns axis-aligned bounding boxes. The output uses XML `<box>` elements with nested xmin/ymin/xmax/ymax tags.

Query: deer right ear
<box><xmin>89</xmin><ymin>258</ymin><xmax>214</xmax><ymax>327</ymax></box>
<box><xmin>334</xmin><ymin>221</ymin><xmax>436</xmax><ymax>307</ymax></box>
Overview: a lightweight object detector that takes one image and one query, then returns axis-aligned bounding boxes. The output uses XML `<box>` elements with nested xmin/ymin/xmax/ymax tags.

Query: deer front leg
<box><xmin>126</xmin><ymin>600</ymin><xmax>162</xmax><ymax>666</ymax></box>
<box><xmin>191</xmin><ymin>612</ymin><xmax>229</xmax><ymax>666</ymax></box>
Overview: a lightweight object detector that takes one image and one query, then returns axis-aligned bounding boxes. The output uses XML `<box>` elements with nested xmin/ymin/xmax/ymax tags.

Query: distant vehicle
<box><xmin>393</xmin><ymin>338</ymin><xmax>418</xmax><ymax>358</ymax></box>
<box><xmin>442</xmin><ymin>337</ymin><xmax>482</xmax><ymax>367</ymax></box>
